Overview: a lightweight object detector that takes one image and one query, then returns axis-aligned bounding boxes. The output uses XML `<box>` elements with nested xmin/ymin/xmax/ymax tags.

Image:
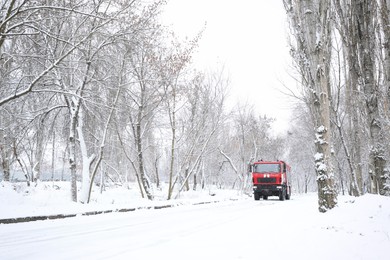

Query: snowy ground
<box><xmin>0</xmin><ymin>182</ymin><xmax>389</xmax><ymax>259</ymax></box>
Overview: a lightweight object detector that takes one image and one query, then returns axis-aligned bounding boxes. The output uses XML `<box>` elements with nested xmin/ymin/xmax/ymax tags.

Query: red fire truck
<box><xmin>251</xmin><ymin>160</ymin><xmax>291</xmax><ymax>201</ymax></box>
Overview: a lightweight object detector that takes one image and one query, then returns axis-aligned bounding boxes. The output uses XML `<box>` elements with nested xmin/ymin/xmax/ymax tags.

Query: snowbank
<box><xmin>0</xmin><ymin>181</ymin><xmax>245</xmax><ymax>219</ymax></box>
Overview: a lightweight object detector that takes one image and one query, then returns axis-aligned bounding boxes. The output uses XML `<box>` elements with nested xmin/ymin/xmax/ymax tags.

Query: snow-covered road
<box><xmin>1</xmin><ymin>194</ymin><xmax>389</xmax><ymax>260</ymax></box>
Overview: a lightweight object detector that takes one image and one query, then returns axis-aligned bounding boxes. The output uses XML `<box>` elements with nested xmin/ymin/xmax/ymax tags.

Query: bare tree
<box><xmin>162</xmin><ymin>38</ymin><xmax>201</xmax><ymax>199</ymax></box>
<box><xmin>171</xmin><ymin>70</ymin><xmax>227</xmax><ymax>198</ymax></box>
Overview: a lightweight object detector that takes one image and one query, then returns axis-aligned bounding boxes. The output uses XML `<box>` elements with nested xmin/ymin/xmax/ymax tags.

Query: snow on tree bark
<box><xmin>377</xmin><ymin>0</ymin><xmax>390</xmax><ymax>196</ymax></box>
<box><xmin>69</xmin><ymin>104</ymin><xmax>78</xmax><ymax>203</ymax></box>
<box><xmin>284</xmin><ymin>0</ymin><xmax>337</xmax><ymax>212</ymax></box>
<box><xmin>354</xmin><ymin>0</ymin><xmax>389</xmax><ymax>195</ymax></box>
<box><xmin>77</xmin><ymin>107</ymin><xmax>96</xmax><ymax>204</ymax></box>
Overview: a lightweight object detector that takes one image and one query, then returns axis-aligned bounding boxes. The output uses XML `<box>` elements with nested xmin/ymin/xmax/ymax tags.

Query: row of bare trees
<box><xmin>4</xmin><ymin>1</ymin><xmax>388</xmax><ymax>211</ymax></box>
<box><xmin>284</xmin><ymin>0</ymin><xmax>390</xmax><ymax>212</ymax></box>
<box><xmin>0</xmin><ymin>0</ymin><xmax>287</xmax><ymax>203</ymax></box>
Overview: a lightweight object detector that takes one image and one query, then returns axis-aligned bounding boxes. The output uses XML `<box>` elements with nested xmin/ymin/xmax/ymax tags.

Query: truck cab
<box><xmin>251</xmin><ymin>160</ymin><xmax>291</xmax><ymax>201</ymax></box>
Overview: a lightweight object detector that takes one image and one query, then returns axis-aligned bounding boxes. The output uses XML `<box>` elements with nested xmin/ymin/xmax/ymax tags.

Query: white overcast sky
<box><xmin>162</xmin><ymin>0</ymin><xmax>294</xmax><ymax>133</ymax></box>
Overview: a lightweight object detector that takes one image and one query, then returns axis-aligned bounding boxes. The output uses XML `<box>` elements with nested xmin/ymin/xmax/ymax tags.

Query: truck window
<box><xmin>253</xmin><ymin>163</ymin><xmax>281</xmax><ymax>173</ymax></box>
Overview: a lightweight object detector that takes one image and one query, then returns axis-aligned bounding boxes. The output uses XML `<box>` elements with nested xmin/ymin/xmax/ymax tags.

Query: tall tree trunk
<box><xmin>69</xmin><ymin>106</ymin><xmax>78</xmax><ymax>202</ymax></box>
<box><xmin>344</xmin><ymin>1</ymin><xmax>364</xmax><ymax>195</ymax></box>
<box><xmin>334</xmin><ymin>0</ymin><xmax>373</xmax><ymax>196</ymax></box>
<box><xmin>284</xmin><ymin>0</ymin><xmax>337</xmax><ymax>212</ymax></box>
<box><xmin>0</xmin><ymin>133</ymin><xmax>11</xmax><ymax>181</ymax></box>
<box><xmin>355</xmin><ymin>1</ymin><xmax>388</xmax><ymax>195</ymax></box>
<box><xmin>136</xmin><ymin>106</ymin><xmax>153</xmax><ymax>200</ymax></box>
<box><xmin>154</xmin><ymin>155</ymin><xmax>160</xmax><ymax>189</ymax></box>
<box><xmin>377</xmin><ymin>0</ymin><xmax>390</xmax><ymax>195</ymax></box>
<box><xmin>77</xmin><ymin>107</ymin><xmax>95</xmax><ymax>203</ymax></box>
<box><xmin>167</xmin><ymin>87</ymin><xmax>177</xmax><ymax>200</ymax></box>
<box><xmin>51</xmin><ymin>130</ymin><xmax>55</xmax><ymax>182</ymax></box>
<box><xmin>33</xmin><ymin>119</ymin><xmax>45</xmax><ymax>183</ymax></box>
<box><xmin>379</xmin><ymin>0</ymin><xmax>390</xmax><ymax>114</ymax></box>
<box><xmin>1</xmin><ymin>154</ymin><xmax>10</xmax><ymax>182</ymax></box>
<box><xmin>184</xmin><ymin>168</ymin><xmax>190</xmax><ymax>191</ymax></box>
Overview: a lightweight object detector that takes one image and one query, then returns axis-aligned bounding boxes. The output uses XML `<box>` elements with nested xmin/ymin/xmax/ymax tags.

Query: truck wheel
<box><xmin>286</xmin><ymin>189</ymin><xmax>291</xmax><ymax>200</ymax></box>
<box><xmin>254</xmin><ymin>192</ymin><xmax>260</xmax><ymax>201</ymax></box>
<box><xmin>279</xmin><ymin>188</ymin><xmax>286</xmax><ymax>201</ymax></box>
<box><xmin>263</xmin><ymin>195</ymin><xmax>268</xmax><ymax>200</ymax></box>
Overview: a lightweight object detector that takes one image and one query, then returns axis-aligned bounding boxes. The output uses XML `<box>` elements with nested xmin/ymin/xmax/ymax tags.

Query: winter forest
<box><xmin>0</xmin><ymin>0</ymin><xmax>390</xmax><ymax>214</ymax></box>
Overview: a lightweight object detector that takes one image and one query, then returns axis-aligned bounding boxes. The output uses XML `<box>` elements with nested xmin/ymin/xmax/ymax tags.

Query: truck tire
<box><xmin>254</xmin><ymin>192</ymin><xmax>260</xmax><ymax>201</ymax></box>
<box><xmin>263</xmin><ymin>195</ymin><xmax>268</xmax><ymax>200</ymax></box>
<box><xmin>279</xmin><ymin>188</ymin><xmax>286</xmax><ymax>201</ymax></box>
<box><xmin>286</xmin><ymin>188</ymin><xmax>291</xmax><ymax>200</ymax></box>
